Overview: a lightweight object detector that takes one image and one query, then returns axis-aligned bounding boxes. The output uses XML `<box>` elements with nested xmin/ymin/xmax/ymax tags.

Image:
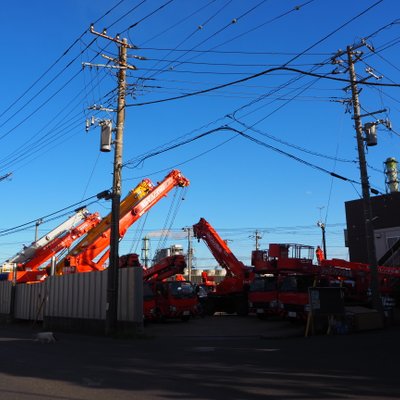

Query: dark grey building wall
<box><xmin>345</xmin><ymin>192</ymin><xmax>400</xmax><ymax>263</ymax></box>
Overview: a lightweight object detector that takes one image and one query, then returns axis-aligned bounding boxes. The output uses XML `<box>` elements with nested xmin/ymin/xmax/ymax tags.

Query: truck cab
<box><xmin>277</xmin><ymin>273</ymin><xmax>317</xmax><ymax>320</ymax></box>
<box><xmin>154</xmin><ymin>280</ymin><xmax>198</xmax><ymax>321</ymax></box>
<box><xmin>248</xmin><ymin>274</ymin><xmax>278</xmax><ymax>318</ymax></box>
<box><xmin>249</xmin><ymin>243</ymin><xmax>316</xmax><ymax>320</ymax></box>
<box><xmin>143</xmin><ymin>281</ymin><xmax>157</xmax><ymax>321</ymax></box>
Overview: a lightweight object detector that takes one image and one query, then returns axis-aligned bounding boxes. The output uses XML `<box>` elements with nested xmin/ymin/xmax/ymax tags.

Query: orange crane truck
<box><xmin>22</xmin><ymin>212</ymin><xmax>101</xmax><ymax>272</ymax></box>
<box><xmin>145</xmin><ymin>254</ymin><xmax>198</xmax><ymax>321</ymax></box>
<box><xmin>56</xmin><ymin>169</ymin><xmax>190</xmax><ymax>274</ymax></box>
<box><xmin>277</xmin><ymin>257</ymin><xmax>400</xmax><ymax>321</ymax></box>
<box><xmin>249</xmin><ymin>243</ymin><xmax>315</xmax><ymax>320</ymax></box>
<box><xmin>56</xmin><ymin>178</ymin><xmax>154</xmax><ymax>274</ymax></box>
<box><xmin>119</xmin><ymin>253</ymin><xmax>198</xmax><ymax>321</ymax></box>
<box><xmin>192</xmin><ymin>217</ymin><xmax>254</xmax><ymax>316</ymax></box>
<box><xmin>320</xmin><ymin>258</ymin><xmax>400</xmax><ymax>310</ymax></box>
<box><xmin>0</xmin><ymin>208</ymin><xmax>97</xmax><ymax>283</ymax></box>
<box><xmin>250</xmin><ymin>243</ymin><xmax>400</xmax><ymax>322</ymax></box>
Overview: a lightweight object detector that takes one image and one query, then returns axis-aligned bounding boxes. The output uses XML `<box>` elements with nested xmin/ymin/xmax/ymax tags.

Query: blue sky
<box><xmin>1</xmin><ymin>0</ymin><xmax>399</xmax><ymax>268</ymax></box>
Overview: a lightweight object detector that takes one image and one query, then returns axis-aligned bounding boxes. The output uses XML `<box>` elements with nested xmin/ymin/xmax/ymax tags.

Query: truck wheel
<box><xmin>225</xmin><ymin>306</ymin><xmax>236</xmax><ymax>314</ymax></box>
<box><xmin>204</xmin><ymin>300</ymin><xmax>215</xmax><ymax>316</ymax></box>
<box><xmin>155</xmin><ymin>309</ymin><xmax>165</xmax><ymax>323</ymax></box>
<box><xmin>236</xmin><ymin>300</ymin><xmax>249</xmax><ymax>316</ymax></box>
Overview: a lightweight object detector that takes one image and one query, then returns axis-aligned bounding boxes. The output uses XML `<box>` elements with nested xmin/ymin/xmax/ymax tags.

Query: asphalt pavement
<box><xmin>0</xmin><ymin>315</ymin><xmax>399</xmax><ymax>400</ymax></box>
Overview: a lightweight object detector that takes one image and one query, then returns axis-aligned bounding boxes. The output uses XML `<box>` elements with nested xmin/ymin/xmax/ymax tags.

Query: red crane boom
<box><xmin>23</xmin><ymin>212</ymin><xmax>101</xmax><ymax>272</ymax></box>
<box><xmin>192</xmin><ymin>217</ymin><xmax>253</xmax><ymax>315</ymax></box>
<box><xmin>143</xmin><ymin>255</ymin><xmax>187</xmax><ymax>282</ymax></box>
<box><xmin>59</xmin><ymin>170</ymin><xmax>189</xmax><ymax>273</ymax></box>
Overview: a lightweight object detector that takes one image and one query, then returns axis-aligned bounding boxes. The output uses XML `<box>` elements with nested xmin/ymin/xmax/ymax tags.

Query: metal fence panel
<box><xmin>0</xmin><ymin>281</ymin><xmax>12</xmax><ymax>314</ymax></box>
<box><xmin>14</xmin><ymin>283</ymin><xmax>47</xmax><ymax>321</ymax></box>
<box><xmin>118</xmin><ymin>267</ymin><xmax>141</xmax><ymax>322</ymax></box>
<box><xmin>45</xmin><ymin>271</ymin><xmax>107</xmax><ymax>319</ymax></box>
<box><xmin>2</xmin><ymin>268</ymin><xmax>145</xmax><ymax>324</ymax></box>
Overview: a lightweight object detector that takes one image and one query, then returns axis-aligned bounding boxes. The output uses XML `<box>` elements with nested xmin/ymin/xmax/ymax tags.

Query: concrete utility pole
<box><xmin>346</xmin><ymin>45</ymin><xmax>382</xmax><ymax>315</ymax></box>
<box><xmin>141</xmin><ymin>236</ymin><xmax>151</xmax><ymax>268</ymax></box>
<box><xmin>35</xmin><ymin>219</ymin><xmax>43</xmax><ymax>242</ymax></box>
<box><xmin>249</xmin><ymin>230</ymin><xmax>262</xmax><ymax>251</ymax></box>
<box><xmin>183</xmin><ymin>227</ymin><xmax>193</xmax><ymax>281</ymax></box>
<box><xmin>317</xmin><ymin>221</ymin><xmax>327</xmax><ymax>259</ymax></box>
<box><xmin>107</xmin><ymin>38</ymin><xmax>128</xmax><ymax>335</ymax></box>
<box><xmin>254</xmin><ymin>230</ymin><xmax>262</xmax><ymax>251</ymax></box>
<box><xmin>89</xmin><ymin>26</ymin><xmax>135</xmax><ymax>335</ymax></box>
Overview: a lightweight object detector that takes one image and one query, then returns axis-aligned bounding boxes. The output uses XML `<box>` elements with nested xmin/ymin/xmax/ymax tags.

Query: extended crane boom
<box><xmin>56</xmin><ymin>178</ymin><xmax>154</xmax><ymax>273</ymax></box>
<box><xmin>193</xmin><ymin>217</ymin><xmax>247</xmax><ymax>280</ymax></box>
<box><xmin>22</xmin><ymin>212</ymin><xmax>101</xmax><ymax>272</ymax></box>
<box><xmin>144</xmin><ymin>255</ymin><xmax>187</xmax><ymax>282</ymax></box>
<box><xmin>59</xmin><ymin>170</ymin><xmax>189</xmax><ymax>273</ymax></box>
<box><xmin>192</xmin><ymin>217</ymin><xmax>253</xmax><ymax>315</ymax></box>
<box><xmin>119</xmin><ymin>253</ymin><xmax>187</xmax><ymax>282</ymax></box>
<box><xmin>1</xmin><ymin>207</ymin><xmax>89</xmax><ymax>271</ymax></box>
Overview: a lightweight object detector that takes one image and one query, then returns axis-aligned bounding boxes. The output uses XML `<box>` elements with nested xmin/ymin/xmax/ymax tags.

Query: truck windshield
<box><xmin>143</xmin><ymin>282</ymin><xmax>155</xmax><ymax>301</ymax></box>
<box><xmin>250</xmin><ymin>276</ymin><xmax>277</xmax><ymax>292</ymax></box>
<box><xmin>280</xmin><ymin>275</ymin><xmax>315</xmax><ymax>293</ymax></box>
<box><xmin>168</xmin><ymin>281</ymin><xmax>195</xmax><ymax>298</ymax></box>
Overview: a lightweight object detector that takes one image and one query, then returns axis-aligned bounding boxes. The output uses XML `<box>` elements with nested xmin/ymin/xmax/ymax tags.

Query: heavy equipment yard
<box><xmin>1</xmin><ymin>0</ymin><xmax>400</xmax><ymax>340</ymax></box>
<box><xmin>1</xmin><ymin>168</ymin><xmax>400</xmax><ymax>400</ymax></box>
<box><xmin>2</xmin><ymin>2</ymin><xmax>400</xmax><ymax>398</ymax></box>
<box><xmin>0</xmin><ymin>169</ymin><xmax>399</xmax><ymax>337</ymax></box>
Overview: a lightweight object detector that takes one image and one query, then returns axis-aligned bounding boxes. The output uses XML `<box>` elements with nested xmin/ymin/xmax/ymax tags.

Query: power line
<box><xmin>0</xmin><ymin>68</ymin><xmax>111</xmax><ymax>172</ymax></box>
<box><xmin>126</xmin><ymin>66</ymin><xmax>400</xmax><ymax>107</ymax></box>
<box><xmin>228</xmin><ymin>0</ymin><xmax>387</xmax><ymax>118</ymax></box>
<box><xmin>138</xmin><ymin>47</ymin><xmax>333</xmax><ymax>56</ymax></box>
<box><xmin>132</xmin><ymin>57</ymin><xmax>323</xmax><ymax>68</ymax></box>
<box><xmin>105</xmin><ymin>0</ymin><xmax>148</xmax><ymax>31</ymax></box>
<box><xmin>0</xmin><ymin>191</ymin><xmax>109</xmax><ymax>237</ymax></box>
<box><xmin>123</xmin><ymin>125</ymin><xmax>372</xmax><ymax>190</ymax></box>
<box><xmin>146</xmin><ymin>0</ymin><xmax>294</xmax><ymax>79</ymax></box>
<box><xmin>230</xmin><ymin>117</ymin><xmax>356</xmax><ymax>164</ymax></box>
<box><xmin>138</xmin><ymin>0</ymin><xmax>218</xmax><ymax>47</ymax></box>
<box><xmin>0</xmin><ymin>0</ymin><xmax>129</xmax><ymax>128</ymax></box>
<box><xmin>186</xmin><ymin>0</ymin><xmax>315</xmax><ymax>64</ymax></box>
<box><xmin>364</xmin><ymin>18</ymin><xmax>400</xmax><ymax>41</ymax></box>
<box><xmin>136</xmin><ymin>0</ymin><xmax>235</xmax><ymax>81</ymax></box>
<box><xmin>124</xmin><ymin>0</ymin><xmax>176</xmax><ymax>31</ymax></box>
<box><xmin>0</xmin><ymin>172</ymin><xmax>12</xmax><ymax>182</ymax></box>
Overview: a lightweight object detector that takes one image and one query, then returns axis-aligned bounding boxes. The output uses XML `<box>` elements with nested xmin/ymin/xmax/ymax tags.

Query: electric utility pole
<box><xmin>249</xmin><ymin>230</ymin><xmax>262</xmax><ymax>251</ymax></box>
<box><xmin>183</xmin><ymin>227</ymin><xmax>193</xmax><ymax>281</ymax></box>
<box><xmin>107</xmin><ymin>36</ymin><xmax>127</xmax><ymax>335</ymax></box>
<box><xmin>141</xmin><ymin>236</ymin><xmax>151</xmax><ymax>268</ymax></box>
<box><xmin>254</xmin><ymin>230</ymin><xmax>262</xmax><ymax>251</ymax></box>
<box><xmin>35</xmin><ymin>219</ymin><xmax>43</xmax><ymax>242</ymax></box>
<box><xmin>345</xmin><ymin>44</ymin><xmax>383</xmax><ymax>315</ymax></box>
<box><xmin>89</xmin><ymin>26</ymin><xmax>135</xmax><ymax>335</ymax></box>
<box><xmin>317</xmin><ymin>221</ymin><xmax>327</xmax><ymax>260</ymax></box>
